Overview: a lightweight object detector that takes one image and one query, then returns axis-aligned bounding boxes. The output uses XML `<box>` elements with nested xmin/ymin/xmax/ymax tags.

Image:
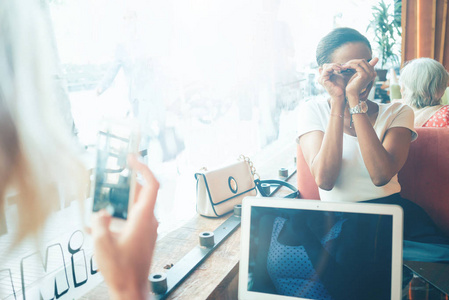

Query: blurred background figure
<box><xmin>96</xmin><ymin>9</ymin><xmax>168</xmax><ymax>159</ymax></box>
<box><xmin>250</xmin><ymin>0</ymin><xmax>299</xmax><ymax>147</ymax></box>
<box><xmin>400</xmin><ymin>57</ymin><xmax>449</xmax><ymax>127</ymax></box>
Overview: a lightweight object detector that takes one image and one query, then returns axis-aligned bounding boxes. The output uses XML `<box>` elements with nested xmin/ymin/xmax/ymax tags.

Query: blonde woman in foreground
<box><xmin>0</xmin><ymin>0</ymin><xmax>158</xmax><ymax>299</ymax></box>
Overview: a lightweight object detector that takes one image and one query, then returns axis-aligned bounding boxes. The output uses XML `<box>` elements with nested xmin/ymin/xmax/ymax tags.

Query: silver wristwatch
<box><xmin>349</xmin><ymin>100</ymin><xmax>368</xmax><ymax>114</ymax></box>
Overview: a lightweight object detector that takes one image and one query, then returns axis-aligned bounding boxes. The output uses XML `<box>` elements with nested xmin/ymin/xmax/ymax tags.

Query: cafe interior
<box><xmin>1</xmin><ymin>0</ymin><xmax>449</xmax><ymax>299</ymax></box>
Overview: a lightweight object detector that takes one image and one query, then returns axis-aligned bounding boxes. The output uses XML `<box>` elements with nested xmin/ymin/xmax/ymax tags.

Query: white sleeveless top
<box><xmin>296</xmin><ymin>98</ymin><xmax>417</xmax><ymax>202</ymax></box>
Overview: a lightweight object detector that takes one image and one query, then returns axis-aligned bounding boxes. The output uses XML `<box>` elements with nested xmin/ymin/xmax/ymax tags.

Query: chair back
<box><xmin>398</xmin><ymin>127</ymin><xmax>449</xmax><ymax>234</ymax></box>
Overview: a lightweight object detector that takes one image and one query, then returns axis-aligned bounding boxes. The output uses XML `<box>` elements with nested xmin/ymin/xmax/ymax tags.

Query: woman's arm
<box><xmin>345</xmin><ymin>58</ymin><xmax>412</xmax><ymax>186</ymax></box>
<box><xmin>300</xmin><ymin>116</ymin><xmax>344</xmax><ymax>191</ymax></box>
<box><xmin>351</xmin><ymin>113</ymin><xmax>412</xmax><ymax>186</ymax></box>
<box><xmin>299</xmin><ymin>64</ymin><xmax>347</xmax><ymax>190</ymax></box>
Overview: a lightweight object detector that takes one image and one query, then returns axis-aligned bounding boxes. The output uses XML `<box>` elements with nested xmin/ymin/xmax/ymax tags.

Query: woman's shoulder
<box><xmin>375</xmin><ymin>101</ymin><xmax>414</xmax><ymax>123</ymax></box>
<box><xmin>422</xmin><ymin>105</ymin><xmax>449</xmax><ymax>127</ymax></box>
<box><xmin>297</xmin><ymin>97</ymin><xmax>330</xmax><ymax>139</ymax></box>
<box><xmin>375</xmin><ymin>101</ymin><xmax>417</xmax><ymax>140</ymax></box>
<box><xmin>439</xmin><ymin>104</ymin><xmax>449</xmax><ymax>114</ymax></box>
<box><xmin>377</xmin><ymin>101</ymin><xmax>413</xmax><ymax>114</ymax></box>
<box><xmin>377</xmin><ymin>101</ymin><xmax>407</xmax><ymax>109</ymax></box>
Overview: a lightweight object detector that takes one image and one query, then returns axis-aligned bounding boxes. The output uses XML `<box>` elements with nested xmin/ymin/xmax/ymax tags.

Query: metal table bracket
<box><xmin>150</xmin><ymin>210</ymin><xmax>241</xmax><ymax>299</ymax></box>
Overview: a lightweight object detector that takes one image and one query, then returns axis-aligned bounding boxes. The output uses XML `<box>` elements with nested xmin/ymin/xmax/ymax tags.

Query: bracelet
<box><xmin>330</xmin><ymin>113</ymin><xmax>344</xmax><ymax>118</ymax></box>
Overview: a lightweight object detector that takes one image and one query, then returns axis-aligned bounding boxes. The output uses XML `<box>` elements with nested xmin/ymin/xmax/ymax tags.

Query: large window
<box><xmin>48</xmin><ymin>0</ymin><xmax>388</xmax><ymax>234</ymax></box>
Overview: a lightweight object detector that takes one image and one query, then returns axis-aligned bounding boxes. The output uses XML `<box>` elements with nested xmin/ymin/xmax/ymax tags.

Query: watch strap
<box><xmin>349</xmin><ymin>101</ymin><xmax>367</xmax><ymax>115</ymax></box>
<box><xmin>349</xmin><ymin>105</ymin><xmax>361</xmax><ymax>114</ymax></box>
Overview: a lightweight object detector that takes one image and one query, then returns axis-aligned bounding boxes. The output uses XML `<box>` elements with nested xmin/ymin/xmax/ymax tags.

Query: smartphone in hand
<box><xmin>88</xmin><ymin>119</ymin><xmax>139</xmax><ymax>231</ymax></box>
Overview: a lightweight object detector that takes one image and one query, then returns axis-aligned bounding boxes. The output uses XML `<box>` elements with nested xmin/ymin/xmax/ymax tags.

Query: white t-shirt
<box><xmin>297</xmin><ymin>98</ymin><xmax>417</xmax><ymax>202</ymax></box>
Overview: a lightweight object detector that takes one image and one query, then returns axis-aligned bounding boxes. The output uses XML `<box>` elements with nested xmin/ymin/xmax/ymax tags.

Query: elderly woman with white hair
<box><xmin>400</xmin><ymin>57</ymin><xmax>449</xmax><ymax>127</ymax></box>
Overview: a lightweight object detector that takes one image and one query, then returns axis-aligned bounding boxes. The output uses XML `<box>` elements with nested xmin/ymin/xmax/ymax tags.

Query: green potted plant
<box><xmin>367</xmin><ymin>0</ymin><xmax>401</xmax><ymax>81</ymax></box>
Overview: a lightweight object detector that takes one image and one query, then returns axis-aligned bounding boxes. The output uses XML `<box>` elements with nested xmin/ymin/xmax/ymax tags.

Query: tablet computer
<box><xmin>239</xmin><ymin>197</ymin><xmax>404</xmax><ymax>300</ymax></box>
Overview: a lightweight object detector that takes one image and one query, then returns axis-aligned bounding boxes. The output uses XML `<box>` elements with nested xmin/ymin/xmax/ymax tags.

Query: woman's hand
<box><xmin>344</xmin><ymin>58</ymin><xmax>379</xmax><ymax>103</ymax></box>
<box><xmin>318</xmin><ymin>63</ymin><xmax>347</xmax><ymax>108</ymax></box>
<box><xmin>91</xmin><ymin>156</ymin><xmax>159</xmax><ymax>300</ymax></box>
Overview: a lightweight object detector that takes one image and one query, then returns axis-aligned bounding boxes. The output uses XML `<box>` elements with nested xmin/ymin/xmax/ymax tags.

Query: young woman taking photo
<box><xmin>298</xmin><ymin>27</ymin><xmax>449</xmax><ymax>247</ymax></box>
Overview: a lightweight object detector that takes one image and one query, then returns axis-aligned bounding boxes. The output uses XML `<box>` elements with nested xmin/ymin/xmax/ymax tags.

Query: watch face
<box><xmin>360</xmin><ymin>101</ymin><xmax>368</xmax><ymax>113</ymax></box>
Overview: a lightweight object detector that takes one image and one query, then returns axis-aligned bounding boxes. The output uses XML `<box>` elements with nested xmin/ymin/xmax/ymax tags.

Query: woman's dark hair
<box><xmin>316</xmin><ymin>27</ymin><xmax>371</xmax><ymax>66</ymax></box>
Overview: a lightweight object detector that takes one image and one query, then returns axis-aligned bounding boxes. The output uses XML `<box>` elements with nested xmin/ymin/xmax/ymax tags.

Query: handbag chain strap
<box><xmin>239</xmin><ymin>154</ymin><xmax>260</xmax><ymax>180</ymax></box>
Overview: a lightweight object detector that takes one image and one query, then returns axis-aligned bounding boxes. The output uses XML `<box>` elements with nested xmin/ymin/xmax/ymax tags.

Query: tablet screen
<box><xmin>247</xmin><ymin>206</ymin><xmax>393</xmax><ymax>300</ymax></box>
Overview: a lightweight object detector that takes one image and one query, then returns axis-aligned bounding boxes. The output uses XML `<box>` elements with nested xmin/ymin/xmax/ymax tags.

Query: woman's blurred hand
<box><xmin>318</xmin><ymin>63</ymin><xmax>347</xmax><ymax>109</ymax></box>
<box><xmin>344</xmin><ymin>58</ymin><xmax>379</xmax><ymax>105</ymax></box>
<box><xmin>92</xmin><ymin>155</ymin><xmax>159</xmax><ymax>300</ymax></box>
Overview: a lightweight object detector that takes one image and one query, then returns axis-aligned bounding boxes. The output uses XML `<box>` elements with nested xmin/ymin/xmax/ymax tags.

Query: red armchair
<box><xmin>296</xmin><ymin>127</ymin><xmax>449</xmax><ymax>235</ymax></box>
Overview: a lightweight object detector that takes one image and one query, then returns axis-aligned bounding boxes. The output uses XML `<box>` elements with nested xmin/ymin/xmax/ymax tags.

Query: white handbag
<box><xmin>195</xmin><ymin>157</ymin><xmax>257</xmax><ymax>217</ymax></box>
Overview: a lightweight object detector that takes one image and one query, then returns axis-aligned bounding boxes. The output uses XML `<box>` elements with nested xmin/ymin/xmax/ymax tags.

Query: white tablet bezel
<box><xmin>239</xmin><ymin>196</ymin><xmax>404</xmax><ymax>300</ymax></box>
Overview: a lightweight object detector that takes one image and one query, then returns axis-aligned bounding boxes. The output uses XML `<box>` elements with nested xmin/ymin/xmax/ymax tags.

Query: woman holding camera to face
<box><xmin>250</xmin><ymin>28</ymin><xmax>449</xmax><ymax>300</ymax></box>
<box><xmin>0</xmin><ymin>1</ymin><xmax>158</xmax><ymax>299</ymax></box>
<box><xmin>297</xmin><ymin>28</ymin><xmax>449</xmax><ymax>252</ymax></box>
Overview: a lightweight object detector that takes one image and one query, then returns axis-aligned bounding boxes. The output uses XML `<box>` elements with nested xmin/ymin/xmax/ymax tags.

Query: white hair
<box><xmin>400</xmin><ymin>57</ymin><xmax>449</xmax><ymax>108</ymax></box>
<box><xmin>0</xmin><ymin>0</ymin><xmax>87</xmax><ymax>243</ymax></box>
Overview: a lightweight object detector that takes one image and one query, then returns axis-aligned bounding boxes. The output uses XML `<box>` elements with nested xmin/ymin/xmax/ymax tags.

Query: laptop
<box><xmin>239</xmin><ymin>197</ymin><xmax>404</xmax><ymax>300</ymax></box>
